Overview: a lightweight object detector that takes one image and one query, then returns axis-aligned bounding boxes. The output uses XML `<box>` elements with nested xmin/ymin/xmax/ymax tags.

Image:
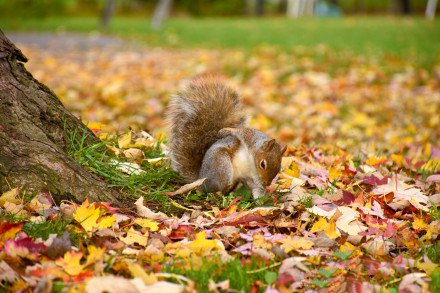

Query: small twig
<box><xmin>246</xmin><ymin>262</ymin><xmax>282</xmax><ymax>274</ymax></box>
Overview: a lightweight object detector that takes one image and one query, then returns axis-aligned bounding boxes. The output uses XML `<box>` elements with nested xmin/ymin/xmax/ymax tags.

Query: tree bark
<box><xmin>0</xmin><ymin>30</ymin><xmax>126</xmax><ymax>206</ymax></box>
<box><xmin>151</xmin><ymin>0</ymin><xmax>173</xmax><ymax>30</ymax></box>
<box><xmin>101</xmin><ymin>0</ymin><xmax>117</xmax><ymax>29</ymax></box>
<box><xmin>426</xmin><ymin>0</ymin><xmax>438</xmax><ymax>20</ymax></box>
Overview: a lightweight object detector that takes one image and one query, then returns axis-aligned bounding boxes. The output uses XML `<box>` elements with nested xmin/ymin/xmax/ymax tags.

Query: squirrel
<box><xmin>167</xmin><ymin>77</ymin><xmax>286</xmax><ymax>199</ymax></box>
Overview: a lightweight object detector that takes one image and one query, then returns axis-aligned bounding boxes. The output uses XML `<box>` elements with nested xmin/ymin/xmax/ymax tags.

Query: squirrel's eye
<box><xmin>260</xmin><ymin>159</ymin><xmax>267</xmax><ymax>169</ymax></box>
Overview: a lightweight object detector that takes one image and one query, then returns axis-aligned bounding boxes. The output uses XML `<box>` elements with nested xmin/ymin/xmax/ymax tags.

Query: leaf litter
<box><xmin>0</xmin><ymin>41</ymin><xmax>439</xmax><ymax>292</ymax></box>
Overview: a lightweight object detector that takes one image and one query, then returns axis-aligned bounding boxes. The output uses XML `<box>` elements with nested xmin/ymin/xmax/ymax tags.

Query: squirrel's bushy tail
<box><xmin>167</xmin><ymin>77</ymin><xmax>246</xmax><ymax>180</ymax></box>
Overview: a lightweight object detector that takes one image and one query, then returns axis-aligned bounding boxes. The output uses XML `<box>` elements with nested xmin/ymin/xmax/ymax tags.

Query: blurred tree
<box><xmin>151</xmin><ymin>0</ymin><xmax>173</xmax><ymax>29</ymax></box>
<box><xmin>400</xmin><ymin>0</ymin><xmax>411</xmax><ymax>14</ymax></box>
<box><xmin>101</xmin><ymin>0</ymin><xmax>116</xmax><ymax>29</ymax></box>
<box><xmin>426</xmin><ymin>0</ymin><xmax>438</xmax><ymax>19</ymax></box>
<box><xmin>0</xmin><ymin>30</ymin><xmax>125</xmax><ymax>206</ymax></box>
<box><xmin>255</xmin><ymin>0</ymin><xmax>265</xmax><ymax>15</ymax></box>
<box><xmin>391</xmin><ymin>0</ymin><xmax>411</xmax><ymax>15</ymax></box>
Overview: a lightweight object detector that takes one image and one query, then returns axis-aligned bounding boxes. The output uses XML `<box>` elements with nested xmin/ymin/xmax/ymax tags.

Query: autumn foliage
<box><xmin>0</xmin><ymin>38</ymin><xmax>439</xmax><ymax>292</ymax></box>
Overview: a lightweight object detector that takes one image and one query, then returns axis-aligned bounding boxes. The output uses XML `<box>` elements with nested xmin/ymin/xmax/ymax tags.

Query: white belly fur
<box><xmin>231</xmin><ymin>144</ymin><xmax>258</xmax><ymax>180</ymax></box>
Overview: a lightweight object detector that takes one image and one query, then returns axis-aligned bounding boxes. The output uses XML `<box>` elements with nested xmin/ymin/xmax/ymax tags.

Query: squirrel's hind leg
<box><xmin>199</xmin><ymin>145</ymin><xmax>235</xmax><ymax>194</ymax></box>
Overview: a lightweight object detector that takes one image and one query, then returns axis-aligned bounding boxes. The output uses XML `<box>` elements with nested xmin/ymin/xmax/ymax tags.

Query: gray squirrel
<box><xmin>167</xmin><ymin>77</ymin><xmax>286</xmax><ymax>198</ymax></box>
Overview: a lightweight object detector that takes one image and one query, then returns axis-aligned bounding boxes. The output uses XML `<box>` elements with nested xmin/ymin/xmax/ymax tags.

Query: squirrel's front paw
<box><xmin>251</xmin><ymin>187</ymin><xmax>266</xmax><ymax>199</ymax></box>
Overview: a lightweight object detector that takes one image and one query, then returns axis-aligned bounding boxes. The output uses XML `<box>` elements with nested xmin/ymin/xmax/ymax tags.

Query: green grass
<box><xmin>67</xmin><ymin>130</ymin><xmax>183</xmax><ymax>212</ymax></box>
<box><xmin>164</xmin><ymin>255</ymin><xmax>279</xmax><ymax>292</ymax></box>
<box><xmin>298</xmin><ymin>194</ymin><xmax>313</xmax><ymax>208</ymax></box>
<box><xmin>1</xmin><ymin>16</ymin><xmax>439</xmax><ymax>65</ymax></box>
<box><xmin>22</xmin><ymin>218</ymin><xmax>72</xmax><ymax>240</ymax></box>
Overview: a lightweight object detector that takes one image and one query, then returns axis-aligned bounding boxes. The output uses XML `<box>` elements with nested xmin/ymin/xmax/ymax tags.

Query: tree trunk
<box><xmin>426</xmin><ymin>0</ymin><xmax>438</xmax><ymax>20</ymax></box>
<box><xmin>151</xmin><ymin>0</ymin><xmax>173</xmax><ymax>30</ymax></box>
<box><xmin>0</xmin><ymin>30</ymin><xmax>126</xmax><ymax>206</ymax></box>
<box><xmin>101</xmin><ymin>0</ymin><xmax>117</xmax><ymax>29</ymax></box>
<box><xmin>255</xmin><ymin>0</ymin><xmax>265</xmax><ymax>16</ymax></box>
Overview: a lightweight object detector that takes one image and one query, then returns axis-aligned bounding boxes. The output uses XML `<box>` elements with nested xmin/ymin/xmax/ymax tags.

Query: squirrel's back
<box><xmin>167</xmin><ymin>77</ymin><xmax>247</xmax><ymax>180</ymax></box>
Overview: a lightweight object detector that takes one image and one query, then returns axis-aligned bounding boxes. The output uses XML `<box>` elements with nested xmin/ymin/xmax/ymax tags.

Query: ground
<box><xmin>0</xmin><ymin>19</ymin><xmax>439</xmax><ymax>292</ymax></box>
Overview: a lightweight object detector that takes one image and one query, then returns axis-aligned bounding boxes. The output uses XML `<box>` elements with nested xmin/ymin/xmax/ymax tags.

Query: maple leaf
<box><xmin>334</xmin><ymin>206</ymin><xmax>367</xmax><ymax>236</ymax></box>
<box><xmin>187</xmin><ymin>231</ymin><xmax>224</xmax><ymax>255</ymax></box>
<box><xmin>118</xmin><ymin>131</ymin><xmax>132</xmax><ymax>149</ymax></box>
<box><xmin>328</xmin><ymin>165</ymin><xmax>342</xmax><ymax>182</ymax></box>
<box><xmin>412</xmin><ymin>215</ymin><xmax>427</xmax><ymax>230</ymax></box>
<box><xmin>0</xmin><ymin>188</ymin><xmax>21</xmax><ymax>206</ymax></box>
<box><xmin>372</xmin><ymin>176</ymin><xmax>430</xmax><ymax>211</ymax></box>
<box><xmin>119</xmin><ymin>227</ymin><xmax>148</xmax><ymax>246</ymax></box>
<box><xmin>279</xmin><ymin>237</ymin><xmax>313</xmax><ymax>253</ymax></box>
<box><xmin>0</xmin><ymin>222</ymin><xmax>23</xmax><ymax>242</ymax></box>
<box><xmin>366</xmin><ymin>156</ymin><xmax>388</xmax><ymax>166</ymax></box>
<box><xmin>127</xmin><ymin>262</ymin><xmax>157</xmax><ymax>285</ymax></box>
<box><xmin>253</xmin><ymin>233</ymin><xmax>272</xmax><ymax>250</ymax></box>
<box><xmin>4</xmin><ymin>236</ymin><xmax>46</xmax><ymax>261</ymax></box>
<box><xmin>85</xmin><ymin>246</ymin><xmax>106</xmax><ymax>266</ymax></box>
<box><xmin>134</xmin><ymin>218</ymin><xmax>159</xmax><ymax>231</ymax></box>
<box><xmin>310</xmin><ymin>217</ymin><xmax>341</xmax><ymax>239</ymax></box>
<box><xmin>55</xmin><ymin>251</ymin><xmax>84</xmax><ymax>276</ymax></box>
<box><xmin>73</xmin><ymin>199</ymin><xmax>115</xmax><ymax>232</ymax></box>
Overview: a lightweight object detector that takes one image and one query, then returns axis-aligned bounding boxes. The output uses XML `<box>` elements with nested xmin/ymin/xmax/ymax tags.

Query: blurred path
<box><xmin>7</xmin><ymin>32</ymin><xmax>142</xmax><ymax>52</ymax></box>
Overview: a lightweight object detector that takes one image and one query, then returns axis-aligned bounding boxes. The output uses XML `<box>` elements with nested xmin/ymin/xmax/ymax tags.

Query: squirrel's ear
<box><xmin>264</xmin><ymin>139</ymin><xmax>276</xmax><ymax>150</ymax></box>
<box><xmin>280</xmin><ymin>144</ymin><xmax>287</xmax><ymax>155</ymax></box>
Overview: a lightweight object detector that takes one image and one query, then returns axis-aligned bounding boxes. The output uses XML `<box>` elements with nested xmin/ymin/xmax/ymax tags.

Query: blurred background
<box><xmin>0</xmin><ymin>0</ymin><xmax>439</xmax><ymax>155</ymax></box>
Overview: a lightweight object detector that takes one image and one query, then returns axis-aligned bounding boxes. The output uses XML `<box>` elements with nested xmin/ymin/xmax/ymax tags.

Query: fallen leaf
<box><xmin>279</xmin><ymin>237</ymin><xmax>314</xmax><ymax>253</ymax></box>
<box><xmin>120</xmin><ymin>227</ymin><xmax>148</xmax><ymax>246</ymax></box>
<box><xmin>165</xmin><ymin>178</ymin><xmax>206</xmax><ymax>196</ymax></box>
<box><xmin>118</xmin><ymin>132</ymin><xmax>132</xmax><ymax>149</ymax></box>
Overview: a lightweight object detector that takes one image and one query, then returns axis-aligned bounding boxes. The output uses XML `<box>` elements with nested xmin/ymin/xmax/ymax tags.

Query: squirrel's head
<box><xmin>254</xmin><ymin>139</ymin><xmax>286</xmax><ymax>186</ymax></box>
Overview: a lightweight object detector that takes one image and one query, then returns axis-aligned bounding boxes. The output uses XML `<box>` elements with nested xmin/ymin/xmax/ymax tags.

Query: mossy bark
<box><xmin>0</xmin><ymin>30</ymin><xmax>125</xmax><ymax>206</ymax></box>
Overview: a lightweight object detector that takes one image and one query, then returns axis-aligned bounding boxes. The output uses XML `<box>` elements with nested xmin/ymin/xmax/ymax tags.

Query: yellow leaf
<box><xmin>99</xmin><ymin>132</ymin><xmax>109</xmax><ymax>140</ymax></box>
<box><xmin>187</xmin><ymin>232</ymin><xmax>224</xmax><ymax>255</ymax></box>
<box><xmin>279</xmin><ymin>237</ymin><xmax>313</xmax><ymax>253</ymax></box>
<box><xmin>97</xmin><ymin>215</ymin><xmax>116</xmax><ymax>229</ymax></box>
<box><xmin>134</xmin><ymin>218</ymin><xmax>159</xmax><ymax>232</ymax></box>
<box><xmin>253</xmin><ymin>234</ymin><xmax>272</xmax><ymax>250</ymax></box>
<box><xmin>412</xmin><ymin>216</ymin><xmax>427</xmax><ymax>230</ymax></box>
<box><xmin>106</xmin><ymin>145</ymin><xmax>121</xmax><ymax>156</ymax></box>
<box><xmin>325</xmin><ymin>221</ymin><xmax>341</xmax><ymax>239</ymax></box>
<box><xmin>310</xmin><ymin>217</ymin><xmax>328</xmax><ymax>233</ymax></box>
<box><xmin>133</xmin><ymin>137</ymin><xmax>155</xmax><ymax>148</ymax></box>
<box><xmin>328</xmin><ymin>166</ymin><xmax>342</xmax><ymax>182</ymax></box>
<box><xmin>391</xmin><ymin>154</ymin><xmax>404</xmax><ymax>165</ymax></box>
<box><xmin>416</xmin><ymin>260</ymin><xmax>438</xmax><ymax>274</ymax></box>
<box><xmin>118</xmin><ymin>132</ymin><xmax>132</xmax><ymax>149</ymax></box>
<box><xmin>73</xmin><ymin>200</ymin><xmax>100</xmax><ymax>232</ymax></box>
<box><xmin>127</xmin><ymin>262</ymin><xmax>157</xmax><ymax>285</ymax></box>
<box><xmin>73</xmin><ymin>200</ymin><xmax>114</xmax><ymax>232</ymax></box>
<box><xmin>120</xmin><ymin>227</ymin><xmax>148</xmax><ymax>246</ymax></box>
<box><xmin>165</xmin><ymin>242</ymin><xmax>191</xmax><ymax>258</ymax></box>
<box><xmin>284</xmin><ymin>162</ymin><xmax>300</xmax><ymax>178</ymax></box>
<box><xmin>55</xmin><ymin>251</ymin><xmax>84</xmax><ymax>276</ymax></box>
<box><xmin>366</xmin><ymin>156</ymin><xmax>387</xmax><ymax>166</ymax></box>
<box><xmin>85</xmin><ymin>246</ymin><xmax>106</xmax><ymax>267</ymax></box>
<box><xmin>310</xmin><ymin>217</ymin><xmax>340</xmax><ymax>239</ymax></box>
<box><xmin>86</xmin><ymin>121</ymin><xmax>105</xmax><ymax>132</ymax></box>
<box><xmin>0</xmin><ymin>188</ymin><xmax>21</xmax><ymax>206</ymax></box>
<box><xmin>424</xmin><ymin>143</ymin><xmax>431</xmax><ymax>157</ymax></box>
<box><xmin>340</xmin><ymin>242</ymin><xmax>356</xmax><ymax>252</ymax></box>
